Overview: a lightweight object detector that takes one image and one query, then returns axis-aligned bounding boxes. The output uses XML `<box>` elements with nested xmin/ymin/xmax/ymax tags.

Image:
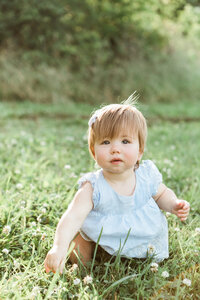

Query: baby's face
<box><xmin>93</xmin><ymin>133</ymin><xmax>142</xmax><ymax>174</ymax></box>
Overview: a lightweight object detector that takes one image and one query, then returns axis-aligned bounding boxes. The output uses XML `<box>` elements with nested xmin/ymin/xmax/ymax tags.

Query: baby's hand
<box><xmin>44</xmin><ymin>245</ymin><xmax>66</xmax><ymax>274</ymax></box>
<box><xmin>171</xmin><ymin>199</ymin><xmax>190</xmax><ymax>221</ymax></box>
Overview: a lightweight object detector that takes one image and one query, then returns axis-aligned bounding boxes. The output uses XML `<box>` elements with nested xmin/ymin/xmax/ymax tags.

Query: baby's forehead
<box><xmin>100</xmin><ymin>129</ymin><xmax>138</xmax><ymax>140</ymax></box>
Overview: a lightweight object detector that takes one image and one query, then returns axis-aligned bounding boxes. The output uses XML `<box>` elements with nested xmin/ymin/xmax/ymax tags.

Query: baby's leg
<box><xmin>69</xmin><ymin>233</ymin><xmax>95</xmax><ymax>266</ymax></box>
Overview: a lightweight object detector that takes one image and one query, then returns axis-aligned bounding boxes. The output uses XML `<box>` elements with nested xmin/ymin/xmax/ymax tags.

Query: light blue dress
<box><xmin>78</xmin><ymin>160</ymin><xmax>168</xmax><ymax>261</ymax></box>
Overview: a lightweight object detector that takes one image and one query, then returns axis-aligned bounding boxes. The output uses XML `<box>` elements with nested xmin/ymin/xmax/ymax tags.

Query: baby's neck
<box><xmin>102</xmin><ymin>169</ymin><xmax>136</xmax><ymax>197</ymax></box>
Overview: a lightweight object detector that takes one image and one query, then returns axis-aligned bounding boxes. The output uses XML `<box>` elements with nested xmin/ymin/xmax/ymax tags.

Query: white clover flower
<box><xmin>83</xmin><ymin>275</ymin><xmax>93</xmax><ymax>284</ymax></box>
<box><xmin>37</xmin><ymin>215</ymin><xmax>42</xmax><ymax>223</ymax></box>
<box><xmin>73</xmin><ymin>278</ymin><xmax>81</xmax><ymax>285</ymax></box>
<box><xmin>66</xmin><ymin>136</ymin><xmax>74</xmax><ymax>141</ymax></box>
<box><xmin>14</xmin><ymin>260</ymin><xmax>20</xmax><ymax>268</ymax></box>
<box><xmin>70</xmin><ymin>264</ymin><xmax>78</xmax><ymax>272</ymax></box>
<box><xmin>41</xmin><ymin>207</ymin><xmax>47</xmax><ymax>214</ymax></box>
<box><xmin>3</xmin><ymin>225</ymin><xmax>11</xmax><ymax>234</ymax></box>
<box><xmin>31</xmin><ymin>221</ymin><xmax>37</xmax><ymax>227</ymax></box>
<box><xmin>195</xmin><ymin>227</ymin><xmax>200</xmax><ymax>234</ymax></box>
<box><xmin>150</xmin><ymin>262</ymin><xmax>159</xmax><ymax>272</ymax></box>
<box><xmin>182</xmin><ymin>278</ymin><xmax>191</xmax><ymax>286</ymax></box>
<box><xmin>166</xmin><ymin>212</ymin><xmax>172</xmax><ymax>217</ymax></box>
<box><xmin>161</xmin><ymin>271</ymin><xmax>169</xmax><ymax>278</ymax></box>
<box><xmin>174</xmin><ymin>227</ymin><xmax>180</xmax><ymax>232</ymax></box>
<box><xmin>15</xmin><ymin>169</ymin><xmax>21</xmax><ymax>174</ymax></box>
<box><xmin>16</xmin><ymin>183</ymin><xmax>23</xmax><ymax>190</ymax></box>
<box><xmin>32</xmin><ymin>286</ymin><xmax>40</xmax><ymax>296</ymax></box>
<box><xmin>147</xmin><ymin>244</ymin><xmax>156</xmax><ymax>255</ymax></box>
<box><xmin>2</xmin><ymin>248</ymin><xmax>9</xmax><ymax>255</ymax></box>
<box><xmin>64</xmin><ymin>164</ymin><xmax>71</xmax><ymax>170</ymax></box>
<box><xmin>170</xmin><ymin>145</ymin><xmax>176</xmax><ymax>151</ymax></box>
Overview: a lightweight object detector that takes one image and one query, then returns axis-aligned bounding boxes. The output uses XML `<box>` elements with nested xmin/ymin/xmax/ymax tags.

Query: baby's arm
<box><xmin>153</xmin><ymin>183</ymin><xmax>190</xmax><ymax>221</ymax></box>
<box><xmin>44</xmin><ymin>182</ymin><xmax>93</xmax><ymax>274</ymax></box>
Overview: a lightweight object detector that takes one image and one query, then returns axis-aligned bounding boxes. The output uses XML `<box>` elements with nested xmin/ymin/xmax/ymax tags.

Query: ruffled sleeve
<box><xmin>78</xmin><ymin>172</ymin><xmax>100</xmax><ymax>209</ymax></box>
<box><xmin>141</xmin><ymin>160</ymin><xmax>163</xmax><ymax>197</ymax></box>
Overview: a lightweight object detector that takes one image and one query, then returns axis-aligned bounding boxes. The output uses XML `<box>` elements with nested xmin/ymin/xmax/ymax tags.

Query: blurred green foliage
<box><xmin>1</xmin><ymin>0</ymin><xmax>199</xmax><ymax>68</ymax></box>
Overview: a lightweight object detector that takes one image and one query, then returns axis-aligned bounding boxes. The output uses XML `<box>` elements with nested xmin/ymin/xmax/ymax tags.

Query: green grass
<box><xmin>0</xmin><ymin>101</ymin><xmax>199</xmax><ymax>299</ymax></box>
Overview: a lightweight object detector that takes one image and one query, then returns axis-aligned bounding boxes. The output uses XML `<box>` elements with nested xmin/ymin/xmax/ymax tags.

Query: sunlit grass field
<box><xmin>0</xmin><ymin>101</ymin><xmax>199</xmax><ymax>299</ymax></box>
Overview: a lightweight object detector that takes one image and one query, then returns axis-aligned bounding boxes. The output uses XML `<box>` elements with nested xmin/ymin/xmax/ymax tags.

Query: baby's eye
<box><xmin>102</xmin><ymin>140</ymin><xmax>110</xmax><ymax>145</ymax></box>
<box><xmin>122</xmin><ymin>139</ymin><xmax>130</xmax><ymax>144</ymax></box>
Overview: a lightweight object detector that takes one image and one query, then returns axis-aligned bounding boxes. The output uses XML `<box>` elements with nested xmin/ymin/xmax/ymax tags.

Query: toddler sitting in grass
<box><xmin>44</xmin><ymin>96</ymin><xmax>190</xmax><ymax>274</ymax></box>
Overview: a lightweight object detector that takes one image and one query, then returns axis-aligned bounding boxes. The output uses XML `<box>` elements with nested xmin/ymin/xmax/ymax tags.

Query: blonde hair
<box><xmin>88</xmin><ymin>99</ymin><xmax>147</xmax><ymax>167</ymax></box>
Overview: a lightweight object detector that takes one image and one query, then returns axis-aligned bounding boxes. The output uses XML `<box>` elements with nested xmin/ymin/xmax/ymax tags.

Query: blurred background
<box><xmin>0</xmin><ymin>0</ymin><xmax>200</xmax><ymax>106</ymax></box>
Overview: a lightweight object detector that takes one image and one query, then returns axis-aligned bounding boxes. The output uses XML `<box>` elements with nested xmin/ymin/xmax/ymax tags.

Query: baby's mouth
<box><xmin>110</xmin><ymin>158</ymin><xmax>123</xmax><ymax>164</ymax></box>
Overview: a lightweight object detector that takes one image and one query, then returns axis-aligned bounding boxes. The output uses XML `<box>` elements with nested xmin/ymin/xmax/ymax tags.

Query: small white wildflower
<box><xmin>150</xmin><ymin>262</ymin><xmax>159</xmax><ymax>272</ymax></box>
<box><xmin>14</xmin><ymin>260</ymin><xmax>20</xmax><ymax>269</ymax></box>
<box><xmin>3</xmin><ymin>225</ymin><xmax>11</xmax><ymax>234</ymax></box>
<box><xmin>15</xmin><ymin>169</ymin><xmax>21</xmax><ymax>174</ymax></box>
<box><xmin>16</xmin><ymin>183</ymin><xmax>23</xmax><ymax>190</ymax></box>
<box><xmin>182</xmin><ymin>278</ymin><xmax>191</xmax><ymax>286</ymax></box>
<box><xmin>64</xmin><ymin>164</ymin><xmax>71</xmax><ymax>170</ymax></box>
<box><xmin>161</xmin><ymin>271</ymin><xmax>169</xmax><ymax>278</ymax></box>
<box><xmin>30</xmin><ymin>184</ymin><xmax>35</xmax><ymax>189</ymax></box>
<box><xmin>70</xmin><ymin>172</ymin><xmax>78</xmax><ymax>178</ymax></box>
<box><xmin>166</xmin><ymin>212</ymin><xmax>172</xmax><ymax>217</ymax></box>
<box><xmin>37</xmin><ymin>215</ymin><xmax>42</xmax><ymax>223</ymax></box>
<box><xmin>83</xmin><ymin>275</ymin><xmax>93</xmax><ymax>284</ymax></box>
<box><xmin>11</xmin><ymin>139</ymin><xmax>17</xmax><ymax>145</ymax></box>
<box><xmin>174</xmin><ymin>227</ymin><xmax>180</xmax><ymax>232</ymax></box>
<box><xmin>147</xmin><ymin>244</ymin><xmax>156</xmax><ymax>255</ymax></box>
<box><xmin>43</xmin><ymin>181</ymin><xmax>49</xmax><ymax>188</ymax></box>
<box><xmin>195</xmin><ymin>227</ymin><xmax>200</xmax><ymax>234</ymax></box>
<box><xmin>170</xmin><ymin>145</ymin><xmax>176</xmax><ymax>151</ymax></box>
<box><xmin>43</xmin><ymin>203</ymin><xmax>48</xmax><ymax>207</ymax></box>
<box><xmin>66</xmin><ymin>136</ymin><xmax>74</xmax><ymax>141</ymax></box>
<box><xmin>73</xmin><ymin>278</ymin><xmax>81</xmax><ymax>285</ymax></box>
<box><xmin>2</xmin><ymin>248</ymin><xmax>9</xmax><ymax>255</ymax></box>
<box><xmin>40</xmin><ymin>141</ymin><xmax>46</xmax><ymax>146</ymax></box>
<box><xmin>70</xmin><ymin>264</ymin><xmax>78</xmax><ymax>272</ymax></box>
<box><xmin>41</xmin><ymin>207</ymin><xmax>47</xmax><ymax>214</ymax></box>
<box><xmin>31</xmin><ymin>221</ymin><xmax>36</xmax><ymax>227</ymax></box>
<box><xmin>32</xmin><ymin>286</ymin><xmax>40</xmax><ymax>296</ymax></box>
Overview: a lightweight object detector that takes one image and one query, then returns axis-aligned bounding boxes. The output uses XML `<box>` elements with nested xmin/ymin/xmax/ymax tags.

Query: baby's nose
<box><xmin>110</xmin><ymin>143</ymin><xmax>120</xmax><ymax>153</ymax></box>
